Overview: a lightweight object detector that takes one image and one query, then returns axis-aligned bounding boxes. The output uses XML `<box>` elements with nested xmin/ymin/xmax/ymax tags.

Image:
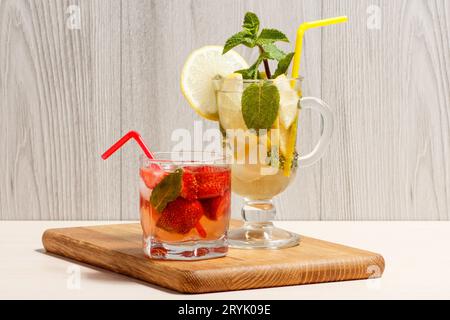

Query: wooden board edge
<box><xmin>179</xmin><ymin>254</ymin><xmax>386</xmax><ymax>293</ymax></box>
<box><xmin>41</xmin><ymin>226</ymin><xmax>386</xmax><ymax>294</ymax></box>
<box><xmin>42</xmin><ymin>228</ymin><xmax>188</xmax><ymax>293</ymax></box>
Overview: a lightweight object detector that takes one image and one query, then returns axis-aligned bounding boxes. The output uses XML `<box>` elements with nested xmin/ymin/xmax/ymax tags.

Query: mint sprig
<box><xmin>260</xmin><ymin>43</ymin><xmax>286</xmax><ymax>61</ymax></box>
<box><xmin>273</xmin><ymin>52</ymin><xmax>295</xmax><ymax>78</ymax></box>
<box><xmin>223</xmin><ymin>31</ymin><xmax>255</xmax><ymax>54</ymax></box>
<box><xmin>150</xmin><ymin>169</ymin><xmax>183</xmax><ymax>212</ymax></box>
<box><xmin>223</xmin><ymin>12</ymin><xmax>260</xmax><ymax>54</ymax></box>
<box><xmin>242</xmin><ymin>12</ymin><xmax>260</xmax><ymax>35</ymax></box>
<box><xmin>235</xmin><ymin>52</ymin><xmax>269</xmax><ymax>80</ymax></box>
<box><xmin>223</xmin><ymin>12</ymin><xmax>295</xmax><ymax>79</ymax></box>
<box><xmin>256</xmin><ymin>29</ymin><xmax>289</xmax><ymax>45</ymax></box>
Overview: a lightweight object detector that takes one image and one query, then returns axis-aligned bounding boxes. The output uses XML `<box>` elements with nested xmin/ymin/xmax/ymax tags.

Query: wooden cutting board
<box><xmin>42</xmin><ymin>221</ymin><xmax>385</xmax><ymax>293</ymax></box>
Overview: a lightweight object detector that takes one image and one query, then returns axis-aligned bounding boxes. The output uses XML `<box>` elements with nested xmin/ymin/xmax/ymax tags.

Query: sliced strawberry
<box><xmin>182</xmin><ymin>165</ymin><xmax>202</xmax><ymax>172</ymax></box>
<box><xmin>180</xmin><ymin>170</ymin><xmax>198</xmax><ymax>200</ymax></box>
<box><xmin>201</xmin><ymin>190</ymin><xmax>231</xmax><ymax>220</ymax></box>
<box><xmin>195</xmin><ymin>167</ymin><xmax>231</xmax><ymax>199</ymax></box>
<box><xmin>195</xmin><ymin>166</ymin><xmax>225</xmax><ymax>173</ymax></box>
<box><xmin>180</xmin><ymin>166</ymin><xmax>230</xmax><ymax>200</ymax></box>
<box><xmin>156</xmin><ymin>197</ymin><xmax>204</xmax><ymax>234</ymax></box>
<box><xmin>195</xmin><ymin>222</ymin><xmax>207</xmax><ymax>238</ymax></box>
<box><xmin>140</xmin><ymin>165</ymin><xmax>166</xmax><ymax>189</ymax></box>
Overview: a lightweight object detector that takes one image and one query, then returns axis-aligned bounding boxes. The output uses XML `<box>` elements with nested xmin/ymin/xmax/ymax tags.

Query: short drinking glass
<box><xmin>139</xmin><ymin>152</ymin><xmax>231</xmax><ymax>260</ymax></box>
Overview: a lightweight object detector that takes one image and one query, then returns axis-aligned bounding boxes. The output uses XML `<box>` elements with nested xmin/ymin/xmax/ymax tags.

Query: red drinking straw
<box><xmin>102</xmin><ymin>131</ymin><xmax>208</xmax><ymax>238</ymax></box>
<box><xmin>101</xmin><ymin>131</ymin><xmax>155</xmax><ymax>160</ymax></box>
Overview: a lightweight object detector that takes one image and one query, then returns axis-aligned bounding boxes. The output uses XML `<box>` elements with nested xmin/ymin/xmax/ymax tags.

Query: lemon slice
<box><xmin>273</xmin><ymin>75</ymin><xmax>299</xmax><ymax>129</ymax></box>
<box><xmin>181</xmin><ymin>46</ymin><xmax>249</xmax><ymax>121</ymax></box>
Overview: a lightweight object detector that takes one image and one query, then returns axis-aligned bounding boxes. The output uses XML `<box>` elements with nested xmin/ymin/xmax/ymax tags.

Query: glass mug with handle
<box><xmin>214</xmin><ymin>75</ymin><xmax>334</xmax><ymax>249</ymax></box>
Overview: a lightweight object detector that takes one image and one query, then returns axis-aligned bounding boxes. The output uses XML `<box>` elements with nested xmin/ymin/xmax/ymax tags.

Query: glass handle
<box><xmin>297</xmin><ymin>97</ymin><xmax>334</xmax><ymax>168</ymax></box>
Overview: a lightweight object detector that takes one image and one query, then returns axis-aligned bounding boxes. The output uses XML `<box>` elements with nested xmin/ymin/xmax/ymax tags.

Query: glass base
<box><xmin>228</xmin><ymin>199</ymin><xmax>300</xmax><ymax>249</ymax></box>
<box><xmin>143</xmin><ymin>236</ymin><xmax>228</xmax><ymax>260</ymax></box>
<box><xmin>228</xmin><ymin>222</ymin><xmax>300</xmax><ymax>249</ymax></box>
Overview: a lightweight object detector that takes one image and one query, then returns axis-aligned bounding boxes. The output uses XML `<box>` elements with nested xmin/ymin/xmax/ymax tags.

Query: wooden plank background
<box><xmin>0</xmin><ymin>0</ymin><xmax>449</xmax><ymax>220</ymax></box>
<box><xmin>0</xmin><ymin>0</ymin><xmax>122</xmax><ymax>220</ymax></box>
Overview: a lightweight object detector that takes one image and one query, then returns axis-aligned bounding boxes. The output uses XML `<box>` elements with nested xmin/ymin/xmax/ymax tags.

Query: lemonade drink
<box><xmin>180</xmin><ymin>12</ymin><xmax>336</xmax><ymax>249</ymax></box>
<box><xmin>215</xmin><ymin>75</ymin><xmax>301</xmax><ymax>200</ymax></box>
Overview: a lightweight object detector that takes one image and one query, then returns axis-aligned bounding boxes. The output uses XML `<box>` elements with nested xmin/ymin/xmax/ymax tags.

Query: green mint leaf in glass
<box><xmin>236</xmin><ymin>68</ymin><xmax>258</xmax><ymax>80</ymax></box>
<box><xmin>261</xmin><ymin>43</ymin><xmax>286</xmax><ymax>61</ymax></box>
<box><xmin>223</xmin><ymin>30</ymin><xmax>255</xmax><ymax>54</ymax></box>
<box><xmin>273</xmin><ymin>52</ymin><xmax>295</xmax><ymax>78</ymax></box>
<box><xmin>241</xmin><ymin>82</ymin><xmax>280</xmax><ymax>129</ymax></box>
<box><xmin>150</xmin><ymin>168</ymin><xmax>183</xmax><ymax>212</ymax></box>
<box><xmin>242</xmin><ymin>12</ymin><xmax>260</xmax><ymax>36</ymax></box>
<box><xmin>256</xmin><ymin>28</ymin><xmax>289</xmax><ymax>44</ymax></box>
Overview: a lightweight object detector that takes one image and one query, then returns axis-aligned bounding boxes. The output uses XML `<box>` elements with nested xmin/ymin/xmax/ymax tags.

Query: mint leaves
<box><xmin>241</xmin><ymin>82</ymin><xmax>280</xmax><ymax>129</ymax></box>
<box><xmin>256</xmin><ymin>29</ymin><xmax>289</xmax><ymax>45</ymax></box>
<box><xmin>150</xmin><ymin>169</ymin><xmax>183</xmax><ymax>212</ymax></box>
<box><xmin>242</xmin><ymin>12</ymin><xmax>260</xmax><ymax>35</ymax></box>
<box><xmin>223</xmin><ymin>31</ymin><xmax>253</xmax><ymax>54</ymax></box>
<box><xmin>273</xmin><ymin>52</ymin><xmax>295</xmax><ymax>78</ymax></box>
<box><xmin>223</xmin><ymin>12</ymin><xmax>295</xmax><ymax>79</ymax></box>
<box><xmin>236</xmin><ymin>53</ymin><xmax>268</xmax><ymax>79</ymax></box>
<box><xmin>222</xmin><ymin>12</ymin><xmax>296</xmax><ymax>129</ymax></box>
<box><xmin>260</xmin><ymin>43</ymin><xmax>285</xmax><ymax>61</ymax></box>
<box><xmin>223</xmin><ymin>12</ymin><xmax>260</xmax><ymax>54</ymax></box>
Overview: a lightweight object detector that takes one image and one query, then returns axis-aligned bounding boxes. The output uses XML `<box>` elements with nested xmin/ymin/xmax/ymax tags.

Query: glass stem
<box><xmin>241</xmin><ymin>199</ymin><xmax>276</xmax><ymax>223</ymax></box>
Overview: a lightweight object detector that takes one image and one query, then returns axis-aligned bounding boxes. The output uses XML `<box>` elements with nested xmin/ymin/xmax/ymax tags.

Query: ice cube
<box><xmin>221</xmin><ymin>73</ymin><xmax>244</xmax><ymax>92</ymax></box>
<box><xmin>217</xmin><ymin>92</ymin><xmax>246</xmax><ymax>130</ymax></box>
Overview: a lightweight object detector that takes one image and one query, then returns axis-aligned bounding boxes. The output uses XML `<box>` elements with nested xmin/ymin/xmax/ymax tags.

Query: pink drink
<box><xmin>139</xmin><ymin>154</ymin><xmax>231</xmax><ymax>260</ymax></box>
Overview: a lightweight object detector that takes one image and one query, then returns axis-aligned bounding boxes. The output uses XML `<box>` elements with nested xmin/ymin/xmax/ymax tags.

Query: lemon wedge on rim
<box><xmin>181</xmin><ymin>46</ymin><xmax>248</xmax><ymax>121</ymax></box>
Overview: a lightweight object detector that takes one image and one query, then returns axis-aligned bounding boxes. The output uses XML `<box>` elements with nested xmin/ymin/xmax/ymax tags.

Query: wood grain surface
<box><xmin>1</xmin><ymin>0</ymin><xmax>449</xmax><ymax>220</ymax></box>
<box><xmin>321</xmin><ymin>0</ymin><xmax>450</xmax><ymax>219</ymax></box>
<box><xmin>42</xmin><ymin>221</ymin><xmax>385</xmax><ymax>293</ymax></box>
<box><xmin>0</xmin><ymin>0</ymin><xmax>122</xmax><ymax>219</ymax></box>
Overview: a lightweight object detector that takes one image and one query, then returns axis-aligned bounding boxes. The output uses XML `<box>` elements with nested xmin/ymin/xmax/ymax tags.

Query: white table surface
<box><xmin>1</xmin><ymin>221</ymin><xmax>449</xmax><ymax>300</ymax></box>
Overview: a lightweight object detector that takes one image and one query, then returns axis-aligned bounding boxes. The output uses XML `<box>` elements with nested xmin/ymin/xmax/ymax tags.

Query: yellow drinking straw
<box><xmin>291</xmin><ymin>16</ymin><xmax>348</xmax><ymax>79</ymax></box>
<box><xmin>283</xmin><ymin>16</ymin><xmax>348</xmax><ymax>177</ymax></box>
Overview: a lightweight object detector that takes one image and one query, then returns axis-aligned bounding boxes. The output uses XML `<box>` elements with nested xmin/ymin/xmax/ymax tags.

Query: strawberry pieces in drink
<box><xmin>196</xmin><ymin>166</ymin><xmax>231</xmax><ymax>199</ymax></box>
<box><xmin>180</xmin><ymin>166</ymin><xmax>230</xmax><ymax>200</ymax></box>
<box><xmin>202</xmin><ymin>190</ymin><xmax>231</xmax><ymax>220</ymax></box>
<box><xmin>155</xmin><ymin>166</ymin><xmax>230</xmax><ymax>236</ymax></box>
<box><xmin>156</xmin><ymin>197</ymin><xmax>204</xmax><ymax>234</ymax></box>
<box><xmin>140</xmin><ymin>164</ymin><xmax>167</xmax><ymax>189</ymax></box>
<box><xmin>180</xmin><ymin>170</ymin><xmax>199</xmax><ymax>200</ymax></box>
<box><xmin>195</xmin><ymin>222</ymin><xmax>207</xmax><ymax>238</ymax></box>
